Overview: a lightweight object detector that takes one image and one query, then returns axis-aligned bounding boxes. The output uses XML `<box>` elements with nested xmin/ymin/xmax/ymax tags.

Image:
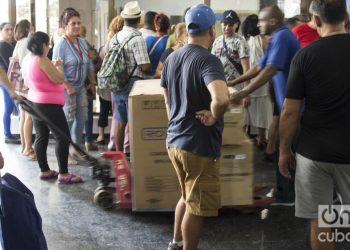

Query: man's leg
<box><xmin>112</xmin><ymin>90</ymin><xmax>128</xmax><ymax>152</ymax></box>
<box><xmin>173</xmin><ymin>198</ymin><xmax>186</xmax><ymax>242</ymax></box>
<box><xmin>182</xmin><ymin>212</ymin><xmax>203</xmax><ymax>250</ymax></box>
<box><xmin>310</xmin><ymin>219</ymin><xmax>333</xmax><ymax>250</ymax></box>
<box><xmin>295</xmin><ymin>154</ymin><xmax>334</xmax><ymax>250</ymax></box>
<box><xmin>115</xmin><ymin>121</ymin><xmax>126</xmax><ymax>151</ymax></box>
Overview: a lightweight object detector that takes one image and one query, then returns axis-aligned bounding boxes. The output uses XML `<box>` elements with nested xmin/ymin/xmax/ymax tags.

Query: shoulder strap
<box><xmin>114</xmin><ymin>32</ymin><xmax>139</xmax><ymax>48</ymax></box>
<box><xmin>222</xmin><ymin>36</ymin><xmax>243</xmax><ymax>74</ymax></box>
<box><xmin>149</xmin><ymin>36</ymin><xmax>164</xmax><ymax>56</ymax></box>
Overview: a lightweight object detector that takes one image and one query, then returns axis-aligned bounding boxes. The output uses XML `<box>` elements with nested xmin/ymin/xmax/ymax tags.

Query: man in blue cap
<box><xmin>161</xmin><ymin>4</ymin><xmax>229</xmax><ymax>250</ymax></box>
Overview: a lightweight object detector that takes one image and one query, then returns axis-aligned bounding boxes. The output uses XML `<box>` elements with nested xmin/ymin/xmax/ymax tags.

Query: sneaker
<box><xmin>4</xmin><ymin>135</ymin><xmax>21</xmax><ymax>144</ymax></box>
<box><xmin>264</xmin><ymin>152</ymin><xmax>276</xmax><ymax>162</ymax></box>
<box><xmin>167</xmin><ymin>242</ymin><xmax>183</xmax><ymax>250</ymax></box>
<box><xmin>271</xmin><ymin>198</ymin><xmax>295</xmax><ymax>206</ymax></box>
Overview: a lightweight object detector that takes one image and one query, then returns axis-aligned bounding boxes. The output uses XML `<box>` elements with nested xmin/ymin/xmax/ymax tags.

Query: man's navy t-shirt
<box><xmin>286</xmin><ymin>34</ymin><xmax>350</xmax><ymax>163</ymax></box>
<box><xmin>258</xmin><ymin>25</ymin><xmax>300</xmax><ymax>113</ymax></box>
<box><xmin>160</xmin><ymin>44</ymin><xmax>226</xmax><ymax>158</ymax></box>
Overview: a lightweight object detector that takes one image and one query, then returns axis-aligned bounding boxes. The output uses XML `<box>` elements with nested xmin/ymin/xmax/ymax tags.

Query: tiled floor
<box><xmin>0</xmin><ymin>138</ymin><xmax>349</xmax><ymax>250</ymax></box>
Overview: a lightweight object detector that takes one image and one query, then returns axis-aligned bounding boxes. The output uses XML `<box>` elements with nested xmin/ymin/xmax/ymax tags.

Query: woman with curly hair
<box><xmin>53</xmin><ymin>8</ymin><xmax>96</xmax><ymax>163</ymax></box>
<box><xmin>145</xmin><ymin>13</ymin><xmax>170</xmax><ymax>77</ymax></box>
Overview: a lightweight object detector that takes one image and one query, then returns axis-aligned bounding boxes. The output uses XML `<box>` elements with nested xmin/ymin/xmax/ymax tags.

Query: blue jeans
<box><xmin>63</xmin><ymin>86</ymin><xmax>88</xmax><ymax>145</ymax></box>
<box><xmin>112</xmin><ymin>77</ymin><xmax>139</xmax><ymax>123</ymax></box>
<box><xmin>0</xmin><ymin>85</ymin><xmax>15</xmax><ymax>137</ymax></box>
<box><xmin>84</xmin><ymin>97</ymin><xmax>93</xmax><ymax>142</ymax></box>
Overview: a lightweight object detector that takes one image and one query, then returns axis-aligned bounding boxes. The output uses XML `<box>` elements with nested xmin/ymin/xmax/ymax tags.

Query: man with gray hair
<box><xmin>292</xmin><ymin>1</ymin><xmax>320</xmax><ymax>48</ymax></box>
<box><xmin>279</xmin><ymin>0</ymin><xmax>350</xmax><ymax>249</ymax></box>
<box><xmin>161</xmin><ymin>4</ymin><xmax>229</xmax><ymax>250</ymax></box>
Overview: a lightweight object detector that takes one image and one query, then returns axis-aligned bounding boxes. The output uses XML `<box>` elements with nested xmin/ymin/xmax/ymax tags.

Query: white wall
<box><xmin>211</xmin><ymin>0</ymin><xmax>259</xmax><ymax>13</ymax></box>
<box><xmin>115</xmin><ymin>0</ymin><xmax>204</xmax><ymax>16</ymax></box>
<box><xmin>35</xmin><ymin>0</ymin><xmax>48</xmax><ymax>33</ymax></box>
<box><xmin>59</xmin><ymin>0</ymin><xmax>96</xmax><ymax>43</ymax></box>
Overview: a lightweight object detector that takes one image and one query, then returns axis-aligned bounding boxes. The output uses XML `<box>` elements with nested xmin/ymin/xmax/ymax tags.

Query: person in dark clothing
<box><xmin>279</xmin><ymin>0</ymin><xmax>350</xmax><ymax>249</ymax></box>
<box><xmin>0</xmin><ymin>22</ymin><xmax>20</xmax><ymax>144</ymax></box>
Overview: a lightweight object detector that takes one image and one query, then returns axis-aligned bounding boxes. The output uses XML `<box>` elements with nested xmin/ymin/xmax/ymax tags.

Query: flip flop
<box><xmin>40</xmin><ymin>170</ymin><xmax>59</xmax><ymax>180</ymax></box>
<box><xmin>58</xmin><ymin>174</ymin><xmax>83</xmax><ymax>185</ymax></box>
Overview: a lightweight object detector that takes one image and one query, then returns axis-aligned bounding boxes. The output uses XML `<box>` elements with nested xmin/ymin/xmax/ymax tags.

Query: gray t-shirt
<box><xmin>160</xmin><ymin>44</ymin><xmax>226</xmax><ymax>158</ymax></box>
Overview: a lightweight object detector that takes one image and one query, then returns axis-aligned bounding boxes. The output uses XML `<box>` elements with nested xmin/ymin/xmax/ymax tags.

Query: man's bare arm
<box><xmin>207</xmin><ymin>80</ymin><xmax>230</xmax><ymax>120</ymax></box>
<box><xmin>227</xmin><ymin>64</ymin><xmax>262</xmax><ymax>87</ymax></box>
<box><xmin>0</xmin><ymin>68</ymin><xmax>21</xmax><ymax>100</ymax></box>
<box><xmin>278</xmin><ymin>98</ymin><xmax>302</xmax><ymax>178</ymax></box>
<box><xmin>231</xmin><ymin>65</ymin><xmax>277</xmax><ymax>104</ymax></box>
<box><xmin>279</xmin><ymin>99</ymin><xmax>302</xmax><ymax>153</ymax></box>
<box><xmin>162</xmin><ymin>87</ymin><xmax>170</xmax><ymax>120</ymax></box>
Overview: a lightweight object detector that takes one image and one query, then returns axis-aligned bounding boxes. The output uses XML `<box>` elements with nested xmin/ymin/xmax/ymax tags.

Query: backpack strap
<box><xmin>148</xmin><ymin>36</ymin><xmax>164</xmax><ymax>56</ymax></box>
<box><xmin>222</xmin><ymin>36</ymin><xmax>244</xmax><ymax>75</ymax></box>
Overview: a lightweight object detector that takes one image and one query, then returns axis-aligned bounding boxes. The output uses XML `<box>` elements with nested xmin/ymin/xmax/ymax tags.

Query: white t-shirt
<box><xmin>12</xmin><ymin>37</ymin><xmax>30</xmax><ymax>67</ymax></box>
<box><xmin>139</xmin><ymin>28</ymin><xmax>155</xmax><ymax>39</ymax></box>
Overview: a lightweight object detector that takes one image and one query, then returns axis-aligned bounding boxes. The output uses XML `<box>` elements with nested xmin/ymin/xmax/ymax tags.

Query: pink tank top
<box><xmin>24</xmin><ymin>56</ymin><xmax>64</xmax><ymax>105</ymax></box>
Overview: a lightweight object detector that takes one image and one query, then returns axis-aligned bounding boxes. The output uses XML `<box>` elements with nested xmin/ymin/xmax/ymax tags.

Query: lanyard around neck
<box><xmin>64</xmin><ymin>35</ymin><xmax>83</xmax><ymax>59</ymax></box>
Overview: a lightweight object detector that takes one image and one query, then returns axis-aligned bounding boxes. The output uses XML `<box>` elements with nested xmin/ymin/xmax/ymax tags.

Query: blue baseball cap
<box><xmin>185</xmin><ymin>4</ymin><xmax>216</xmax><ymax>34</ymax></box>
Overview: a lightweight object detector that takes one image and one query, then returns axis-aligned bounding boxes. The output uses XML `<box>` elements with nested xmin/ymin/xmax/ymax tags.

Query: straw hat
<box><xmin>121</xmin><ymin>1</ymin><xmax>143</xmax><ymax>19</ymax></box>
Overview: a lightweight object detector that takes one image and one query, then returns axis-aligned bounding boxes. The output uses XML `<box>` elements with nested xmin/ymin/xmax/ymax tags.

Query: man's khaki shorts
<box><xmin>167</xmin><ymin>147</ymin><xmax>221</xmax><ymax>217</ymax></box>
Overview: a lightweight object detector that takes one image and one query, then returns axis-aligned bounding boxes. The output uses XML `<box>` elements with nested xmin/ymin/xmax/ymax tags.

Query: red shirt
<box><xmin>292</xmin><ymin>22</ymin><xmax>319</xmax><ymax>48</ymax></box>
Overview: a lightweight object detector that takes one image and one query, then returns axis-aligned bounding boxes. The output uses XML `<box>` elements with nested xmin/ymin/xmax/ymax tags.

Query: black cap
<box><xmin>221</xmin><ymin>10</ymin><xmax>240</xmax><ymax>24</ymax></box>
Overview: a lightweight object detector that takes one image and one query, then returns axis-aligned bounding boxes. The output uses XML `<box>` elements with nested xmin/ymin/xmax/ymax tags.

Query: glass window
<box><xmin>48</xmin><ymin>0</ymin><xmax>59</xmax><ymax>36</ymax></box>
<box><xmin>16</xmin><ymin>0</ymin><xmax>31</xmax><ymax>21</ymax></box>
<box><xmin>0</xmin><ymin>0</ymin><xmax>9</xmax><ymax>24</ymax></box>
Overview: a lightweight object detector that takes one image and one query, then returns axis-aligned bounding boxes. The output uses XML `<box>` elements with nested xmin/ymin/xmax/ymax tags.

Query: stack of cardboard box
<box><xmin>129</xmin><ymin>80</ymin><xmax>180</xmax><ymax>211</ymax></box>
<box><xmin>129</xmin><ymin>80</ymin><xmax>253</xmax><ymax>211</ymax></box>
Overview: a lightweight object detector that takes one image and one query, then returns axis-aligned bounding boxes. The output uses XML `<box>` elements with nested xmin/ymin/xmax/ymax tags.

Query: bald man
<box><xmin>229</xmin><ymin>6</ymin><xmax>300</xmax><ymax>205</ymax></box>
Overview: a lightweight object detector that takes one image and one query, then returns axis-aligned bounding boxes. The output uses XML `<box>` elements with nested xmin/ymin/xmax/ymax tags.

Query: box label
<box><xmin>142</xmin><ymin>128</ymin><xmax>167</xmax><ymax>140</ymax></box>
<box><xmin>142</xmin><ymin>100</ymin><xmax>165</xmax><ymax>110</ymax></box>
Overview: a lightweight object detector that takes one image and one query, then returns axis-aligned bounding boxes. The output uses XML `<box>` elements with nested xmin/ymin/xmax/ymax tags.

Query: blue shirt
<box><xmin>146</xmin><ymin>35</ymin><xmax>169</xmax><ymax>76</ymax></box>
<box><xmin>258</xmin><ymin>25</ymin><xmax>300</xmax><ymax>112</ymax></box>
<box><xmin>53</xmin><ymin>37</ymin><xmax>94</xmax><ymax>88</ymax></box>
<box><xmin>160</xmin><ymin>44</ymin><xmax>226</xmax><ymax>158</ymax></box>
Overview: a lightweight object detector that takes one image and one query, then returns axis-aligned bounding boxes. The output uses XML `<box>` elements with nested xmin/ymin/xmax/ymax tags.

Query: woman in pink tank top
<box><xmin>22</xmin><ymin>31</ymin><xmax>82</xmax><ymax>184</ymax></box>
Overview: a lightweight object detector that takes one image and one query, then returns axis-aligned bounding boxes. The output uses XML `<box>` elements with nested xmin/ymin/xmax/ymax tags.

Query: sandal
<box><xmin>40</xmin><ymin>170</ymin><xmax>59</xmax><ymax>180</ymax></box>
<box><xmin>58</xmin><ymin>174</ymin><xmax>83</xmax><ymax>185</ymax></box>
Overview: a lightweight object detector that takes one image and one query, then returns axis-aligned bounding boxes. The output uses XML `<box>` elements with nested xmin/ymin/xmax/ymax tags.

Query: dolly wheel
<box><xmin>94</xmin><ymin>186</ymin><xmax>107</xmax><ymax>195</ymax></box>
<box><xmin>94</xmin><ymin>189</ymin><xmax>114</xmax><ymax>209</ymax></box>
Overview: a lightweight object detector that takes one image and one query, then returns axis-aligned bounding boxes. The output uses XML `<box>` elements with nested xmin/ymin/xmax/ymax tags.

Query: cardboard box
<box><xmin>129</xmin><ymin>80</ymin><xmax>168</xmax><ymax>152</ymax></box>
<box><xmin>222</xmin><ymin>105</ymin><xmax>248</xmax><ymax>145</ymax></box>
<box><xmin>129</xmin><ymin>80</ymin><xmax>181</xmax><ymax>211</ymax></box>
<box><xmin>220</xmin><ymin>141</ymin><xmax>253</xmax><ymax>174</ymax></box>
<box><xmin>129</xmin><ymin>80</ymin><xmax>253</xmax><ymax>210</ymax></box>
<box><xmin>219</xmin><ymin>140</ymin><xmax>254</xmax><ymax>206</ymax></box>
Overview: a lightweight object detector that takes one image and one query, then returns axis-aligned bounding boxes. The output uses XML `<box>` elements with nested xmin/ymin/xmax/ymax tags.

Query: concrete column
<box><xmin>8</xmin><ymin>0</ymin><xmax>16</xmax><ymax>24</ymax></box>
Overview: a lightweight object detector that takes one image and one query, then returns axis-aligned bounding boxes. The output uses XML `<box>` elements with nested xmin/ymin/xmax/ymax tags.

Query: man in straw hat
<box><xmin>113</xmin><ymin>1</ymin><xmax>151</xmax><ymax>153</ymax></box>
<box><xmin>161</xmin><ymin>4</ymin><xmax>229</xmax><ymax>250</ymax></box>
